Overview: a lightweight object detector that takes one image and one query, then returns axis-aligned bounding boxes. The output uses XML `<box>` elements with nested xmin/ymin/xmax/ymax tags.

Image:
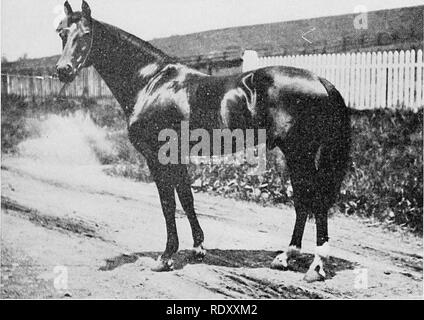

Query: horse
<box><xmin>56</xmin><ymin>1</ymin><xmax>351</xmax><ymax>282</ymax></box>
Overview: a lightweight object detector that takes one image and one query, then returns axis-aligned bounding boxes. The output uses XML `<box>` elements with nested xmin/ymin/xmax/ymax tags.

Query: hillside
<box><xmin>2</xmin><ymin>5</ymin><xmax>423</xmax><ymax>75</ymax></box>
<box><xmin>150</xmin><ymin>5</ymin><xmax>423</xmax><ymax>58</ymax></box>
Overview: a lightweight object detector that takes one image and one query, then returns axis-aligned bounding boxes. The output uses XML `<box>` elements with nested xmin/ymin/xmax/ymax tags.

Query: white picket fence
<box><xmin>242</xmin><ymin>49</ymin><xmax>424</xmax><ymax>110</ymax></box>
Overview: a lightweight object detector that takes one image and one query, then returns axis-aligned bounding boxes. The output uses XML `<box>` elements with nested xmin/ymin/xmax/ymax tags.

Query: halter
<box><xmin>60</xmin><ymin>19</ymin><xmax>95</xmax><ymax>73</ymax></box>
<box><xmin>76</xmin><ymin>20</ymin><xmax>95</xmax><ymax>71</ymax></box>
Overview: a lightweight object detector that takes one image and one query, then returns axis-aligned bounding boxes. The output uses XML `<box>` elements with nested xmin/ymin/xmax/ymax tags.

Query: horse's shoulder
<box><xmin>129</xmin><ymin>64</ymin><xmax>203</xmax><ymax>126</ymax></box>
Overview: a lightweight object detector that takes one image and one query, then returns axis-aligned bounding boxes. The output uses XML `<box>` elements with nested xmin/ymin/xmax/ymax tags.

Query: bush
<box><xmin>1</xmin><ymin>95</ymin><xmax>31</xmax><ymax>153</ymax></box>
<box><xmin>340</xmin><ymin>108</ymin><xmax>423</xmax><ymax>233</ymax></box>
<box><xmin>187</xmin><ymin>150</ymin><xmax>292</xmax><ymax>205</ymax></box>
<box><xmin>100</xmin><ymin>131</ymin><xmax>153</xmax><ymax>182</ymax></box>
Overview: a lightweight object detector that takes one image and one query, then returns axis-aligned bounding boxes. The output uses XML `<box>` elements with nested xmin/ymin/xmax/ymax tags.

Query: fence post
<box><xmin>242</xmin><ymin>50</ymin><xmax>259</xmax><ymax>72</ymax></box>
<box><xmin>1</xmin><ymin>74</ymin><xmax>7</xmax><ymax>95</ymax></box>
<box><xmin>7</xmin><ymin>74</ymin><xmax>11</xmax><ymax>95</ymax></box>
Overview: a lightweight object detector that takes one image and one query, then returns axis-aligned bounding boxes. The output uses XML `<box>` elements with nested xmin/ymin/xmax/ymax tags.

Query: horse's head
<box><xmin>56</xmin><ymin>1</ymin><xmax>93</xmax><ymax>82</ymax></box>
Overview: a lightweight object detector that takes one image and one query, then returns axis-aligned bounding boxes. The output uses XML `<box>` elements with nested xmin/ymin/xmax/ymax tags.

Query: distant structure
<box><xmin>2</xmin><ymin>5</ymin><xmax>423</xmax><ymax>76</ymax></box>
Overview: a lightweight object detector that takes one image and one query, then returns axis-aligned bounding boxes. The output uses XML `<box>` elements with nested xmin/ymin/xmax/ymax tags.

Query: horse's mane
<box><xmin>95</xmin><ymin>19</ymin><xmax>172</xmax><ymax>62</ymax></box>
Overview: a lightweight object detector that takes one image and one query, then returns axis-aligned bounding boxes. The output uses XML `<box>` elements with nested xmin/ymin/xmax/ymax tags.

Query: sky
<box><xmin>1</xmin><ymin>0</ymin><xmax>423</xmax><ymax>61</ymax></box>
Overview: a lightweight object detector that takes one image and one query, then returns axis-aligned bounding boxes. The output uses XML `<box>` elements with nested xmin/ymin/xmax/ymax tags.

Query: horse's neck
<box><xmin>91</xmin><ymin>20</ymin><xmax>170</xmax><ymax>118</ymax></box>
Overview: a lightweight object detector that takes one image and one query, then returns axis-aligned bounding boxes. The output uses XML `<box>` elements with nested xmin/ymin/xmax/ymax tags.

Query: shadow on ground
<box><xmin>100</xmin><ymin>249</ymin><xmax>358</xmax><ymax>279</ymax></box>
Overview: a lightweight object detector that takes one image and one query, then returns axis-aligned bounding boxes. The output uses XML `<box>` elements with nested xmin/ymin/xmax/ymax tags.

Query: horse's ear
<box><xmin>81</xmin><ymin>1</ymin><xmax>91</xmax><ymax>18</ymax></box>
<box><xmin>64</xmin><ymin>1</ymin><xmax>73</xmax><ymax>16</ymax></box>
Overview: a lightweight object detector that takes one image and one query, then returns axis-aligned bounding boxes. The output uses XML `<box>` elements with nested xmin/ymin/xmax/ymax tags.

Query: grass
<box><xmin>1</xmin><ymin>94</ymin><xmax>422</xmax><ymax>234</ymax></box>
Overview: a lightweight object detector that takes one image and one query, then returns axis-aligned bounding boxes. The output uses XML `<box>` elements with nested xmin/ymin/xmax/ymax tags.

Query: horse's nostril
<box><xmin>57</xmin><ymin>64</ymin><xmax>72</xmax><ymax>73</ymax></box>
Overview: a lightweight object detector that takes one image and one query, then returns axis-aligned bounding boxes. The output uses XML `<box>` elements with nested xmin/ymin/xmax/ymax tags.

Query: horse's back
<box><xmin>128</xmin><ymin>62</ymin><xmax>346</xmax><ymax>151</ymax></box>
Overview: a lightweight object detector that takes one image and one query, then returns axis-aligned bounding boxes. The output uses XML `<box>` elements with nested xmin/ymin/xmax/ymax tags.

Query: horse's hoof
<box><xmin>303</xmin><ymin>269</ymin><xmax>325</xmax><ymax>283</ymax></box>
<box><xmin>270</xmin><ymin>253</ymin><xmax>289</xmax><ymax>270</ymax></box>
<box><xmin>151</xmin><ymin>256</ymin><xmax>174</xmax><ymax>272</ymax></box>
<box><xmin>191</xmin><ymin>244</ymin><xmax>206</xmax><ymax>261</ymax></box>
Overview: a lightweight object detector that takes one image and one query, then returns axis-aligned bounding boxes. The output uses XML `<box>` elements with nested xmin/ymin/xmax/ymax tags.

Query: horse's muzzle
<box><xmin>56</xmin><ymin>64</ymin><xmax>75</xmax><ymax>83</ymax></box>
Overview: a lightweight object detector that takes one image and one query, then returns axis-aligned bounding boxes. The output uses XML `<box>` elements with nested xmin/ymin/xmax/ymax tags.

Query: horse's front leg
<box><xmin>151</xmin><ymin>166</ymin><xmax>179</xmax><ymax>272</ymax></box>
<box><xmin>174</xmin><ymin>165</ymin><xmax>206</xmax><ymax>260</ymax></box>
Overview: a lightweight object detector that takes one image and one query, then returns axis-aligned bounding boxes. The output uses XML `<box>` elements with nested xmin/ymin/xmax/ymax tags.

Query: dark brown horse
<box><xmin>56</xmin><ymin>1</ymin><xmax>351</xmax><ymax>282</ymax></box>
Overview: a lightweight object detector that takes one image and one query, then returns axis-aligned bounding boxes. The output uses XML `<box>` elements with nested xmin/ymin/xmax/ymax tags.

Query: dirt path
<box><xmin>1</xmin><ymin>157</ymin><xmax>422</xmax><ymax>299</ymax></box>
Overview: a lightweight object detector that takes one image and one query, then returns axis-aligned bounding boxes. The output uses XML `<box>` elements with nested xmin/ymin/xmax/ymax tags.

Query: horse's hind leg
<box><xmin>304</xmin><ymin>144</ymin><xmax>343</xmax><ymax>282</ymax></box>
<box><xmin>271</xmin><ymin>144</ymin><xmax>317</xmax><ymax>270</ymax></box>
<box><xmin>174</xmin><ymin>164</ymin><xmax>205</xmax><ymax>259</ymax></box>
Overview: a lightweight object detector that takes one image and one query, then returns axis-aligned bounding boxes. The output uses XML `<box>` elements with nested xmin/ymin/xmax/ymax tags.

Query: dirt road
<box><xmin>1</xmin><ymin>156</ymin><xmax>422</xmax><ymax>299</ymax></box>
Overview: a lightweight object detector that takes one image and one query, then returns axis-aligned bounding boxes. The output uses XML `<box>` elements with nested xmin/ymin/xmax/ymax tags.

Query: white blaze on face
<box><xmin>59</xmin><ymin>23</ymin><xmax>83</xmax><ymax>69</ymax></box>
<box><xmin>67</xmin><ymin>23</ymin><xmax>79</xmax><ymax>46</ymax></box>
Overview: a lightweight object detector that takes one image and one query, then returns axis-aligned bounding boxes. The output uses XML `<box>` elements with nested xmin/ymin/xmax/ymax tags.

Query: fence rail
<box><xmin>243</xmin><ymin>49</ymin><xmax>424</xmax><ymax>110</ymax></box>
<box><xmin>1</xmin><ymin>67</ymin><xmax>114</xmax><ymax>99</ymax></box>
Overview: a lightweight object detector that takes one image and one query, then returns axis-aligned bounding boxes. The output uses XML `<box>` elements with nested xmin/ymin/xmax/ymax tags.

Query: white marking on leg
<box><xmin>306</xmin><ymin>242</ymin><xmax>330</xmax><ymax>278</ymax></box>
<box><xmin>151</xmin><ymin>255</ymin><xmax>174</xmax><ymax>272</ymax></box>
<box><xmin>309</xmin><ymin>255</ymin><xmax>325</xmax><ymax>277</ymax></box>
<box><xmin>192</xmin><ymin>243</ymin><xmax>206</xmax><ymax>255</ymax></box>
<box><xmin>271</xmin><ymin>245</ymin><xmax>300</xmax><ymax>269</ymax></box>
<box><xmin>315</xmin><ymin>241</ymin><xmax>330</xmax><ymax>258</ymax></box>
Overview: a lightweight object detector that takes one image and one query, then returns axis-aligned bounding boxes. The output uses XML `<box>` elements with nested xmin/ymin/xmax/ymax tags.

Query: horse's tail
<box><xmin>318</xmin><ymin>77</ymin><xmax>352</xmax><ymax>194</ymax></box>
